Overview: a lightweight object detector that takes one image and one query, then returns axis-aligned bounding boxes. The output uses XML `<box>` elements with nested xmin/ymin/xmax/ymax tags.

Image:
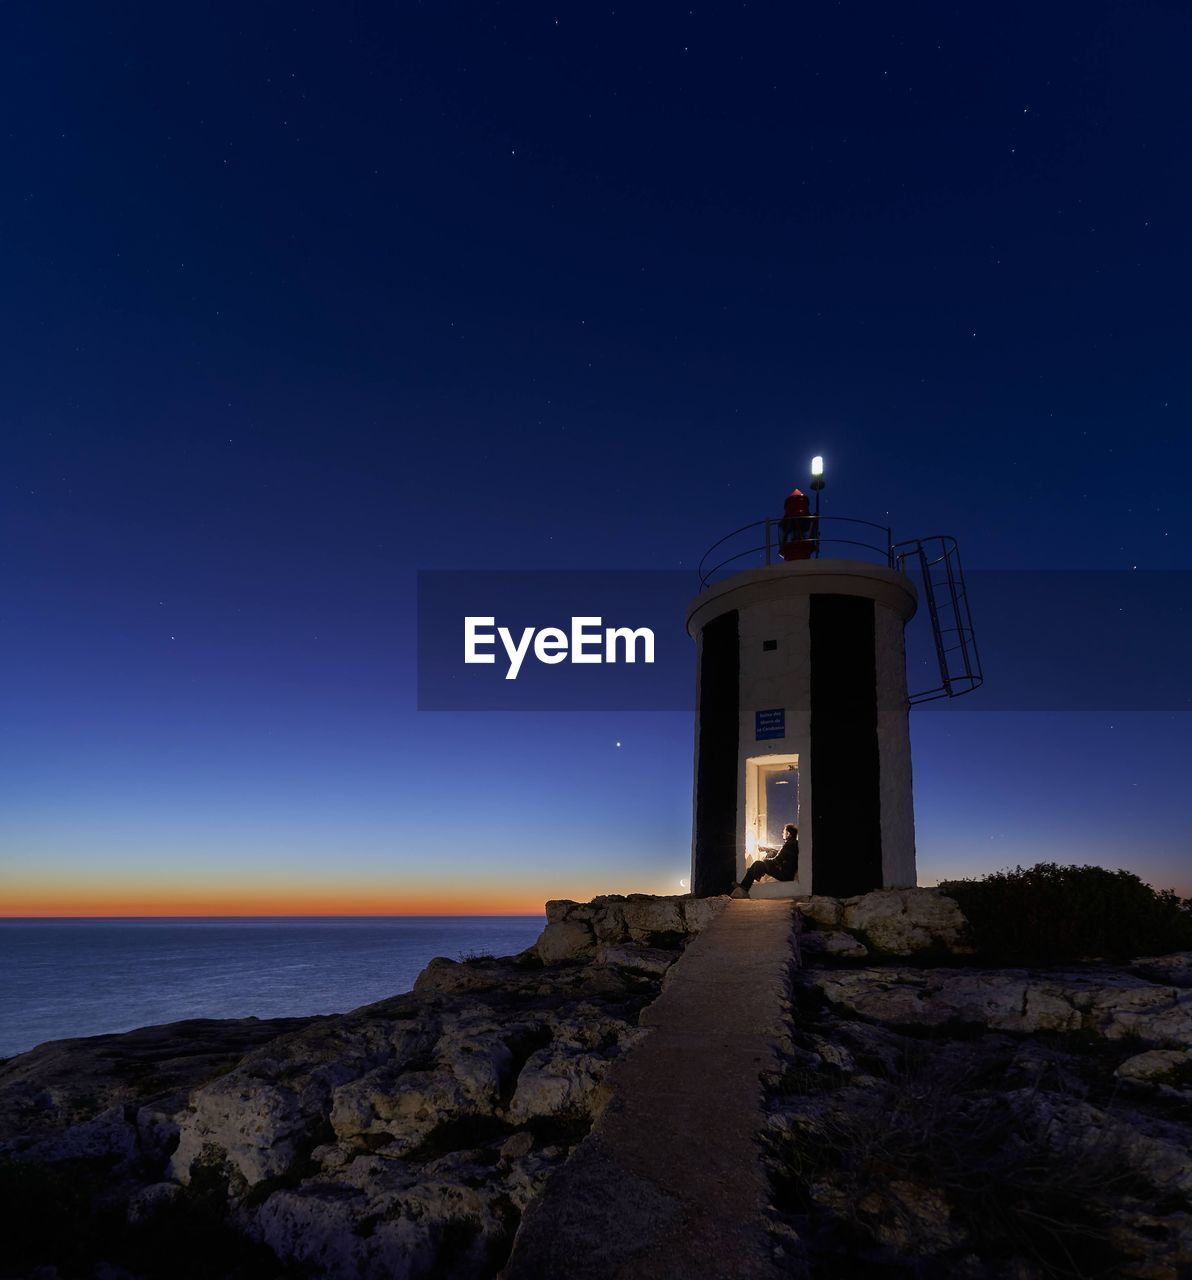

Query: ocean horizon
<box><xmin>0</xmin><ymin>915</ymin><xmax>545</xmax><ymax>1059</ymax></box>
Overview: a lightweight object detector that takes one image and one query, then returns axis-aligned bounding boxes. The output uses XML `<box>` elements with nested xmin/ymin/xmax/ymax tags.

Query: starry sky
<box><xmin>3</xmin><ymin>1</ymin><xmax>1191</xmax><ymax>914</ymax></box>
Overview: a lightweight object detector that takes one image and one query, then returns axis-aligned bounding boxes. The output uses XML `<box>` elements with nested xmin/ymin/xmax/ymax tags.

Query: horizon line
<box><xmin>0</xmin><ymin>911</ymin><xmax>548</xmax><ymax>920</ymax></box>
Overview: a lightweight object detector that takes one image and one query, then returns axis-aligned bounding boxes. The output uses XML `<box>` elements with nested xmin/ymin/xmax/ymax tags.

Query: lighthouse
<box><xmin>686</xmin><ymin>460</ymin><xmax>980</xmax><ymax>899</ymax></box>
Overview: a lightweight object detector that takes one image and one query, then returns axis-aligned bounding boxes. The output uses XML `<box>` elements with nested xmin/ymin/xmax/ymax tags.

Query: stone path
<box><xmin>503</xmin><ymin>899</ymin><xmax>797</xmax><ymax>1280</ymax></box>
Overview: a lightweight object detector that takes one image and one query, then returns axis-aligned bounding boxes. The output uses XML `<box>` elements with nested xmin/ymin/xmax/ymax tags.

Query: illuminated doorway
<box><xmin>744</xmin><ymin>754</ymin><xmax>799</xmax><ymax>871</ymax></box>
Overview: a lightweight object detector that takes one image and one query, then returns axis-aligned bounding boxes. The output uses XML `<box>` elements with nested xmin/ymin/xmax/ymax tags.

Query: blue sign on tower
<box><xmin>755</xmin><ymin>708</ymin><xmax>785</xmax><ymax>740</ymax></box>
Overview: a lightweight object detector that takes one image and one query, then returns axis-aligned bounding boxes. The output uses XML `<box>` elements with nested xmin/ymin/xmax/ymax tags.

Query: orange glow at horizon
<box><xmin>1</xmin><ymin>875</ymin><xmax>555</xmax><ymax>918</ymax></box>
<box><xmin>0</xmin><ymin>872</ymin><xmax>664</xmax><ymax>918</ymax></box>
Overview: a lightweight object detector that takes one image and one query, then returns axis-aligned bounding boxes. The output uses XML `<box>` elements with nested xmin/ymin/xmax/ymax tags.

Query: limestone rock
<box><xmin>331</xmin><ymin>1020</ymin><xmax>516</xmax><ymax>1152</ymax></box>
<box><xmin>594</xmin><ymin>943</ymin><xmax>677</xmax><ymax>977</ymax></box>
<box><xmin>861</xmin><ymin>1179</ymin><xmax>966</xmax><ymax>1255</ymax></box>
<box><xmin>1116</xmin><ymin>1049</ymin><xmax>1192</xmax><ymax>1084</ymax></box>
<box><xmin>799</xmin><ymin>930</ymin><xmax>869</xmax><ymax>961</ymax></box>
<box><xmin>679</xmin><ymin>895</ymin><xmax>730</xmax><ymax>933</ymax></box>
<box><xmin>255</xmin><ymin>1178</ymin><xmax>434</xmax><ymax>1280</ymax></box>
<box><xmin>7</xmin><ymin>1103</ymin><xmax>139</xmax><ymax>1167</ymax></box>
<box><xmin>412</xmin><ymin>957</ymin><xmax>506</xmax><ymax>995</ymax></box>
<box><xmin>534</xmin><ymin>894</ymin><xmax>719</xmax><ymax>962</ymax></box>
<box><xmin>807</xmin><ymin>966</ymin><xmax>1192</xmax><ymax>1044</ymax></box>
<box><xmin>840</xmin><ymin>888</ymin><xmax>971</xmax><ymax>956</ymax></box>
<box><xmin>588</xmin><ymin>896</ymin><xmax>629</xmax><ymax>943</ymax></box>
<box><xmin>506</xmin><ymin>1046</ymin><xmax>614</xmax><ymax>1123</ymax></box>
<box><xmin>126</xmin><ymin>1181</ymin><xmax>183</xmax><ymax>1225</ymax></box>
<box><xmin>135</xmin><ymin>1097</ymin><xmax>185</xmax><ymax>1166</ymax></box>
<box><xmin>332</xmin><ymin>1067</ymin><xmax>483</xmax><ymax>1153</ymax></box>
<box><xmin>796</xmin><ymin>896</ymin><xmax>844</xmax><ymax>929</ymax></box>
<box><xmin>440</xmin><ymin>1031</ymin><xmax>517</xmax><ymax>1105</ymax></box>
<box><xmin>1022</xmin><ymin>1089</ymin><xmax>1192</xmax><ymax>1200</ymax></box>
<box><xmin>807</xmin><ymin>1036</ymin><xmax>857</xmax><ymax>1074</ymax></box>
<box><xmin>0</xmin><ymin>1014</ymin><xmax>308</xmax><ymax>1155</ymax></box>
<box><xmin>500</xmin><ymin>1130</ymin><xmax>535</xmax><ymax>1160</ymax></box>
<box><xmin>1</xmin><ymin>908</ymin><xmax>670</xmax><ymax>1280</ymax></box>
<box><xmin>170</xmin><ymin>1021</ymin><xmax>396</xmax><ymax>1186</ymax></box>
<box><xmin>171</xmin><ymin>1074</ymin><xmax>319</xmax><ymax>1186</ymax></box>
<box><xmin>255</xmin><ymin>1146</ymin><xmax>563</xmax><ymax>1280</ymax></box>
<box><xmin>1131</xmin><ymin>952</ymin><xmax>1192</xmax><ymax>988</ymax></box>
<box><xmin>620</xmin><ymin>895</ymin><xmax>684</xmax><ymax>941</ymax></box>
<box><xmin>535</xmin><ymin>919</ymin><xmax>595</xmax><ymax>964</ymax></box>
<box><xmin>774</xmin><ymin>970</ymin><xmax>1192</xmax><ymax>1278</ymax></box>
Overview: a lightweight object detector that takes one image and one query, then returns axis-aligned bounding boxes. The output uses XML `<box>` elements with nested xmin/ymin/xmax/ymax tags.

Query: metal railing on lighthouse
<box><xmin>696</xmin><ymin>516</ymin><xmax>983</xmax><ymax>705</ymax></box>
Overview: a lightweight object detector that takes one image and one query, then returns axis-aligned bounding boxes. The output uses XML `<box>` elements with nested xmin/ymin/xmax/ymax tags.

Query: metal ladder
<box><xmin>894</xmin><ymin>536</ymin><xmax>983</xmax><ymax>704</ymax></box>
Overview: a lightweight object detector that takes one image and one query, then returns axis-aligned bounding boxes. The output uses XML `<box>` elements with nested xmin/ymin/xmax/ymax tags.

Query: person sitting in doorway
<box><xmin>732</xmin><ymin>824</ymin><xmax>799</xmax><ymax>897</ymax></box>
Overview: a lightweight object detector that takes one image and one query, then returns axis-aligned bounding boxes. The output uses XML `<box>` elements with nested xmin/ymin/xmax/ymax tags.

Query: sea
<box><xmin>0</xmin><ymin>916</ymin><xmax>545</xmax><ymax>1060</ymax></box>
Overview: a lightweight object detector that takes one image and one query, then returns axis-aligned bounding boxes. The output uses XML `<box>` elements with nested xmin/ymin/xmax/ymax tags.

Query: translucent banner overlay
<box><xmin>417</xmin><ymin>570</ymin><xmax>1192</xmax><ymax>712</ymax></box>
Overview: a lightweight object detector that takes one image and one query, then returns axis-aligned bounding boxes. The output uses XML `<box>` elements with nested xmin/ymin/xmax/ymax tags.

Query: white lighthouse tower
<box><xmin>686</xmin><ymin>460</ymin><xmax>980</xmax><ymax>899</ymax></box>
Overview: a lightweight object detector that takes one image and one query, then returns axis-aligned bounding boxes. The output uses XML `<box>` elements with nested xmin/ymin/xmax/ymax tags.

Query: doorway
<box><xmin>744</xmin><ymin>754</ymin><xmax>799</xmax><ymax>868</ymax></box>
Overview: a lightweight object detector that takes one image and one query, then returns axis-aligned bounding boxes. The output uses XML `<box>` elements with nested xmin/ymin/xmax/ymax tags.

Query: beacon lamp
<box><xmin>809</xmin><ymin>455</ymin><xmax>824</xmax><ymax>540</ymax></box>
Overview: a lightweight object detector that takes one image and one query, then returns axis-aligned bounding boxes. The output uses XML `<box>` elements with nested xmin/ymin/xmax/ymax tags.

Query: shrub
<box><xmin>938</xmin><ymin>862</ymin><xmax>1192</xmax><ymax>965</ymax></box>
<box><xmin>772</xmin><ymin>1043</ymin><xmax>1145</xmax><ymax>1277</ymax></box>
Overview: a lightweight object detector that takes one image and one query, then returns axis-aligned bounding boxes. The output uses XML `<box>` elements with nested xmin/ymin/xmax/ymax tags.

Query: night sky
<box><xmin>3</xmin><ymin>2</ymin><xmax>1191</xmax><ymax>913</ymax></box>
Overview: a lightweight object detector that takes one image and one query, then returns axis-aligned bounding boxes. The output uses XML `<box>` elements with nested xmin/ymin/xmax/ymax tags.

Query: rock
<box><xmin>500</xmin><ymin>1130</ymin><xmax>535</xmax><ymax>1160</ymax></box>
<box><xmin>171</xmin><ymin>1021</ymin><xmax>395</xmax><ymax>1187</ymax></box>
<box><xmin>1022</xmin><ymin>1089</ymin><xmax>1192</xmax><ymax>1200</ymax></box>
<box><xmin>594</xmin><ymin>943</ymin><xmax>677</xmax><ymax>977</ymax></box>
<box><xmin>620</xmin><ymin>895</ymin><xmax>684</xmax><ymax>941</ymax></box>
<box><xmin>532</xmin><ymin>894</ymin><xmax>724</xmax><ymax>962</ymax></box>
<box><xmin>1116</xmin><ymin>1049</ymin><xmax>1192</xmax><ymax>1084</ymax></box>
<box><xmin>126</xmin><ymin>1181</ymin><xmax>182</xmax><ymax>1225</ymax></box>
<box><xmin>135</xmin><ymin>1097</ymin><xmax>185</xmax><ymax>1166</ymax></box>
<box><xmin>679</xmin><ymin>896</ymin><xmax>730</xmax><ymax>933</ymax></box>
<box><xmin>506</xmin><ymin>1046</ymin><xmax>614</xmax><ymax>1123</ymax></box>
<box><xmin>254</xmin><ymin>1146</ymin><xmax>562</xmax><ymax>1280</ymax></box>
<box><xmin>255</xmin><ymin>1179</ymin><xmax>430</xmax><ymax>1280</ymax></box>
<box><xmin>807</xmin><ymin>966</ymin><xmax>1192</xmax><ymax>1045</ymax></box>
<box><xmin>1098</xmin><ymin>991</ymin><xmax>1192</xmax><ymax>1047</ymax></box>
<box><xmin>331</xmin><ymin>1021</ymin><xmax>515</xmax><ymax>1151</ymax></box>
<box><xmin>171</xmin><ymin>1074</ymin><xmax>317</xmax><ymax>1186</ymax></box>
<box><xmin>774</xmin><ymin>976</ymin><xmax>1192</xmax><ymax>1279</ymax></box>
<box><xmin>433</xmin><ymin>1022</ymin><xmax>516</xmax><ymax>1099</ymax></box>
<box><xmin>808</xmin><ymin>1037</ymin><xmax>856</xmax><ymax>1074</ymax></box>
<box><xmin>796</xmin><ymin>896</ymin><xmax>844</xmax><ymax>929</ymax></box>
<box><xmin>412</xmin><ymin>957</ymin><xmax>504</xmax><ymax>994</ymax></box>
<box><xmin>799</xmin><ymin>930</ymin><xmax>869</xmax><ymax>961</ymax></box>
<box><xmin>535</xmin><ymin>919</ymin><xmax>595</xmax><ymax>964</ymax></box>
<box><xmin>332</xmin><ymin>1067</ymin><xmax>483</xmax><ymax>1153</ymax></box>
<box><xmin>861</xmin><ymin>1179</ymin><xmax>966</xmax><ymax>1255</ymax></box>
<box><xmin>6</xmin><ymin>1103</ymin><xmax>139</xmax><ymax>1167</ymax></box>
<box><xmin>840</xmin><ymin>888</ymin><xmax>971</xmax><ymax>956</ymax></box>
<box><xmin>0</xmin><ymin>1015</ymin><xmax>308</xmax><ymax>1153</ymax></box>
<box><xmin>548</xmin><ymin>1002</ymin><xmax>646</xmax><ymax>1054</ymax></box>
<box><xmin>1110</xmin><ymin>1209</ymin><xmax>1192</xmax><ymax>1279</ymax></box>
<box><xmin>590</xmin><ymin>901</ymin><xmax>628</xmax><ymax>944</ymax></box>
<box><xmin>1</xmin><ymin>903</ymin><xmax>671</xmax><ymax>1280</ymax></box>
<box><xmin>1131</xmin><ymin>952</ymin><xmax>1192</xmax><ymax>988</ymax></box>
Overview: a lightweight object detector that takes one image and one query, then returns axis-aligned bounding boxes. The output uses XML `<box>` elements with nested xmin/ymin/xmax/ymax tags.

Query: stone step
<box><xmin>502</xmin><ymin>899</ymin><xmax>798</xmax><ymax>1280</ymax></box>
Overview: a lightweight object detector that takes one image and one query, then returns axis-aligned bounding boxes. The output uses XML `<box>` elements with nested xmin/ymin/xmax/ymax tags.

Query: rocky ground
<box><xmin>766</xmin><ymin>896</ymin><xmax>1192</xmax><ymax>1279</ymax></box>
<box><xmin>4</xmin><ymin>888</ymin><xmax>1191</xmax><ymax>1280</ymax></box>
<box><xmin>0</xmin><ymin>895</ymin><xmax>718</xmax><ymax>1280</ymax></box>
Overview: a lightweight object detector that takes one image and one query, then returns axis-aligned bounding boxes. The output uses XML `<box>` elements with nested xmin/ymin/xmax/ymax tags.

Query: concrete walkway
<box><xmin>503</xmin><ymin>899</ymin><xmax>797</xmax><ymax>1280</ymax></box>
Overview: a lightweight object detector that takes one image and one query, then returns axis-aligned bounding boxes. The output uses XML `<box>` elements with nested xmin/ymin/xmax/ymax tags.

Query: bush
<box><xmin>771</xmin><ymin>1041</ymin><xmax>1146</xmax><ymax>1277</ymax></box>
<box><xmin>938</xmin><ymin>862</ymin><xmax>1192</xmax><ymax>965</ymax></box>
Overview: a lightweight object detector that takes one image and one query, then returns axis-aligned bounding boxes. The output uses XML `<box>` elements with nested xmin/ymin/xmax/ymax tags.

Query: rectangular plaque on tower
<box><xmin>755</xmin><ymin>708</ymin><xmax>785</xmax><ymax>740</ymax></box>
